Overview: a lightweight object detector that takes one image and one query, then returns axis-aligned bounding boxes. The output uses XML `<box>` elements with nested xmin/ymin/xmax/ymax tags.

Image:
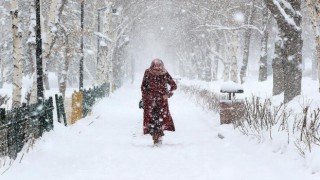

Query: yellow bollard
<box><xmin>70</xmin><ymin>91</ymin><xmax>83</xmax><ymax>124</ymax></box>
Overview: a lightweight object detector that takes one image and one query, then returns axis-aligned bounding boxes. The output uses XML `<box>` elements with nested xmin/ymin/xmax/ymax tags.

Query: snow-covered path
<box><xmin>1</xmin><ymin>82</ymin><xmax>319</xmax><ymax>180</ymax></box>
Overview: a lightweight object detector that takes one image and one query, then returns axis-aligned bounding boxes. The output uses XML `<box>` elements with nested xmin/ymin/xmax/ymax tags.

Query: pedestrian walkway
<box><xmin>0</xmin><ymin>81</ymin><xmax>318</xmax><ymax>180</ymax></box>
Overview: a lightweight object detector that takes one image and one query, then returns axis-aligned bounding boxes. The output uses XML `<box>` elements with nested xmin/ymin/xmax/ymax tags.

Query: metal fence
<box><xmin>71</xmin><ymin>82</ymin><xmax>110</xmax><ymax>124</ymax></box>
<box><xmin>55</xmin><ymin>94</ymin><xmax>67</xmax><ymax>126</ymax></box>
<box><xmin>83</xmin><ymin>82</ymin><xmax>109</xmax><ymax>118</ymax></box>
<box><xmin>0</xmin><ymin>83</ymin><xmax>110</xmax><ymax>159</ymax></box>
<box><xmin>0</xmin><ymin>98</ymin><xmax>54</xmax><ymax>159</ymax></box>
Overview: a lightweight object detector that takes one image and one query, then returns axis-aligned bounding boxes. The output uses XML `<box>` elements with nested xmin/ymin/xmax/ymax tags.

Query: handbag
<box><xmin>139</xmin><ymin>99</ymin><xmax>143</xmax><ymax>109</ymax></box>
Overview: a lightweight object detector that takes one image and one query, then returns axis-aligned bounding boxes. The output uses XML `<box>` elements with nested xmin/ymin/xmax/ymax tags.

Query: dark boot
<box><xmin>153</xmin><ymin>134</ymin><xmax>159</xmax><ymax>145</ymax></box>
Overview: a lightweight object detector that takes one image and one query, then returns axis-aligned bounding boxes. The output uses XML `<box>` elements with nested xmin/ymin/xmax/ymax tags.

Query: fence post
<box><xmin>7</xmin><ymin>109</ymin><xmax>18</xmax><ymax>159</ymax></box>
<box><xmin>46</xmin><ymin>97</ymin><xmax>54</xmax><ymax>131</ymax></box>
<box><xmin>89</xmin><ymin>88</ymin><xmax>94</xmax><ymax>112</ymax></box>
<box><xmin>16</xmin><ymin>105</ymin><xmax>26</xmax><ymax>155</ymax></box>
<box><xmin>37</xmin><ymin>100</ymin><xmax>45</xmax><ymax>137</ymax></box>
<box><xmin>106</xmin><ymin>82</ymin><xmax>110</xmax><ymax>97</ymax></box>
<box><xmin>0</xmin><ymin>108</ymin><xmax>7</xmax><ymax>157</ymax></box>
<box><xmin>82</xmin><ymin>89</ymin><xmax>88</xmax><ymax>118</ymax></box>
<box><xmin>55</xmin><ymin>94</ymin><xmax>61</xmax><ymax>123</ymax></box>
<box><xmin>0</xmin><ymin>108</ymin><xmax>5</xmax><ymax>124</ymax></box>
<box><xmin>71</xmin><ymin>91</ymin><xmax>83</xmax><ymax>124</ymax></box>
<box><xmin>58</xmin><ymin>96</ymin><xmax>67</xmax><ymax>126</ymax></box>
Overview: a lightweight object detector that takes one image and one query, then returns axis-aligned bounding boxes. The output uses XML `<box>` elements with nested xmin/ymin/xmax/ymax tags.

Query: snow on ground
<box><xmin>1</xmin><ymin>78</ymin><xmax>319</xmax><ymax>180</ymax></box>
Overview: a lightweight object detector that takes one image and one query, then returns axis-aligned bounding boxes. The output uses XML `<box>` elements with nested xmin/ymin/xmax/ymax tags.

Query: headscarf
<box><xmin>149</xmin><ymin>58</ymin><xmax>167</xmax><ymax>75</ymax></box>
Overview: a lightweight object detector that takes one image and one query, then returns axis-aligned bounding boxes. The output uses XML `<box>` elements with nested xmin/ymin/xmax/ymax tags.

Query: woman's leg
<box><xmin>152</xmin><ymin>105</ymin><xmax>164</xmax><ymax>145</ymax></box>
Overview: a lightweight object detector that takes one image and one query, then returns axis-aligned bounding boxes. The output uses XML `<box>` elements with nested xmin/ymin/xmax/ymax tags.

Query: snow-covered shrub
<box><xmin>180</xmin><ymin>84</ymin><xmax>320</xmax><ymax>157</ymax></box>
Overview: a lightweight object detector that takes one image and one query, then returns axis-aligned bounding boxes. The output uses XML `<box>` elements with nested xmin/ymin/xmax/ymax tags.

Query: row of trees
<box><xmin>1</xmin><ymin>0</ymin><xmax>154</xmax><ymax>109</ymax></box>
<box><xmin>166</xmin><ymin>0</ymin><xmax>318</xmax><ymax>103</ymax></box>
<box><xmin>1</xmin><ymin>0</ymin><xmax>319</xmax><ymax>107</ymax></box>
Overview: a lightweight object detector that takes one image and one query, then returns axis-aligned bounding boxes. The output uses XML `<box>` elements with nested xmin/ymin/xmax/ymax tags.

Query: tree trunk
<box><xmin>240</xmin><ymin>1</ymin><xmax>255</xmax><ymax>84</ymax></box>
<box><xmin>107</xmin><ymin>9</ymin><xmax>118</xmax><ymax>92</ymax></box>
<box><xmin>36</xmin><ymin>0</ymin><xmax>44</xmax><ymax>100</ymax></box>
<box><xmin>258</xmin><ymin>32</ymin><xmax>269</xmax><ymax>81</ymax></box>
<box><xmin>79</xmin><ymin>0</ymin><xmax>84</xmax><ymax>91</ymax></box>
<box><xmin>283</xmin><ymin>32</ymin><xmax>303</xmax><ymax>103</ymax></box>
<box><xmin>0</xmin><ymin>58</ymin><xmax>3</xmax><ymax>88</ymax></box>
<box><xmin>11</xmin><ymin>0</ymin><xmax>23</xmax><ymax>108</ymax></box>
<box><xmin>272</xmin><ymin>35</ymin><xmax>284</xmax><ymax>96</ymax></box>
<box><xmin>212</xmin><ymin>38</ymin><xmax>220</xmax><ymax>81</ymax></box>
<box><xmin>258</xmin><ymin>5</ymin><xmax>270</xmax><ymax>82</ymax></box>
<box><xmin>27</xmin><ymin>0</ymin><xmax>38</xmax><ymax>105</ymax></box>
<box><xmin>203</xmin><ymin>38</ymin><xmax>212</xmax><ymax>82</ymax></box>
<box><xmin>307</xmin><ymin>0</ymin><xmax>320</xmax><ymax>91</ymax></box>
<box><xmin>265</xmin><ymin>0</ymin><xmax>303</xmax><ymax>103</ymax></box>
<box><xmin>131</xmin><ymin>55</ymin><xmax>135</xmax><ymax>84</ymax></box>
<box><xmin>230</xmin><ymin>33</ymin><xmax>238</xmax><ymax>83</ymax></box>
<box><xmin>96</xmin><ymin>4</ymin><xmax>111</xmax><ymax>86</ymax></box>
<box><xmin>317</xmin><ymin>39</ymin><xmax>320</xmax><ymax>92</ymax></box>
<box><xmin>58</xmin><ymin>25</ymin><xmax>70</xmax><ymax>99</ymax></box>
<box><xmin>312</xmin><ymin>57</ymin><xmax>317</xmax><ymax>80</ymax></box>
<box><xmin>223</xmin><ymin>61</ymin><xmax>230</xmax><ymax>82</ymax></box>
<box><xmin>43</xmin><ymin>0</ymin><xmax>67</xmax><ymax>90</ymax></box>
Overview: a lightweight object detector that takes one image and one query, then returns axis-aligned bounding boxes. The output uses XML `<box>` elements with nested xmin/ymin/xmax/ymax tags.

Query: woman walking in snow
<box><xmin>141</xmin><ymin>59</ymin><xmax>177</xmax><ymax>145</ymax></box>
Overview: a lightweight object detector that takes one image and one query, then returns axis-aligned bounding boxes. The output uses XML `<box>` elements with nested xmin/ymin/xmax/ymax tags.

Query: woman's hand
<box><xmin>163</xmin><ymin>95</ymin><xmax>169</xmax><ymax>100</ymax></box>
<box><xmin>163</xmin><ymin>91</ymin><xmax>173</xmax><ymax>100</ymax></box>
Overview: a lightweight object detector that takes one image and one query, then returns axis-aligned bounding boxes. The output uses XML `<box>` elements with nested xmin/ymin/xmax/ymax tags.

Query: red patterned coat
<box><xmin>141</xmin><ymin>69</ymin><xmax>177</xmax><ymax>134</ymax></box>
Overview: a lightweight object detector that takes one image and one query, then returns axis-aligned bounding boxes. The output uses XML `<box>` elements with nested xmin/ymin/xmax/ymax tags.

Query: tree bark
<box><xmin>27</xmin><ymin>0</ymin><xmax>38</xmax><ymax>105</ymax></box>
<box><xmin>107</xmin><ymin>9</ymin><xmax>118</xmax><ymax>92</ymax></box>
<box><xmin>130</xmin><ymin>55</ymin><xmax>135</xmax><ymax>84</ymax></box>
<box><xmin>57</xmin><ymin>24</ymin><xmax>70</xmax><ymax>99</ymax></box>
<box><xmin>265</xmin><ymin>0</ymin><xmax>303</xmax><ymax>103</ymax></box>
<box><xmin>230</xmin><ymin>33</ymin><xmax>238</xmax><ymax>83</ymax></box>
<box><xmin>43</xmin><ymin>0</ymin><xmax>67</xmax><ymax>90</ymax></box>
<box><xmin>212</xmin><ymin>38</ymin><xmax>220</xmax><ymax>81</ymax></box>
<box><xmin>272</xmin><ymin>35</ymin><xmax>284</xmax><ymax>95</ymax></box>
<box><xmin>36</xmin><ymin>0</ymin><xmax>44</xmax><ymax>100</ymax></box>
<box><xmin>96</xmin><ymin>5</ymin><xmax>111</xmax><ymax>85</ymax></box>
<box><xmin>79</xmin><ymin>0</ymin><xmax>84</xmax><ymax>91</ymax></box>
<box><xmin>11</xmin><ymin>0</ymin><xmax>23</xmax><ymax>108</ymax></box>
<box><xmin>0</xmin><ymin>58</ymin><xmax>3</xmax><ymax>88</ymax></box>
<box><xmin>258</xmin><ymin>5</ymin><xmax>270</xmax><ymax>82</ymax></box>
<box><xmin>203</xmin><ymin>38</ymin><xmax>212</xmax><ymax>82</ymax></box>
<box><xmin>240</xmin><ymin>0</ymin><xmax>255</xmax><ymax>84</ymax></box>
<box><xmin>307</xmin><ymin>0</ymin><xmax>320</xmax><ymax>91</ymax></box>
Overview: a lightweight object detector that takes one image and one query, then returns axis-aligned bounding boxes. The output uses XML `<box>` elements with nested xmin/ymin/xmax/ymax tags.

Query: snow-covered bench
<box><xmin>220</xmin><ymin>81</ymin><xmax>244</xmax><ymax>100</ymax></box>
<box><xmin>219</xmin><ymin>81</ymin><xmax>244</xmax><ymax>124</ymax></box>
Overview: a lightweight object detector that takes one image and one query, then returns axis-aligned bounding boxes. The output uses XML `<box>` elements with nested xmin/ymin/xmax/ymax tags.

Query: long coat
<box><xmin>141</xmin><ymin>69</ymin><xmax>177</xmax><ymax>135</ymax></box>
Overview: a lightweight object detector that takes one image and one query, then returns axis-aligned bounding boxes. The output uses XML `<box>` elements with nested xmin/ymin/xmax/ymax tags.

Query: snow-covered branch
<box><xmin>195</xmin><ymin>24</ymin><xmax>263</xmax><ymax>35</ymax></box>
